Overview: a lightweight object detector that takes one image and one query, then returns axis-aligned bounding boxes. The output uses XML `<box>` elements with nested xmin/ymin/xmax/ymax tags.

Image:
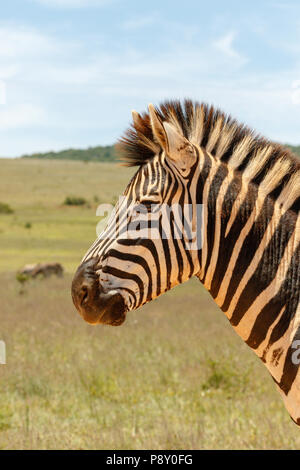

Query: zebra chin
<box><xmin>71</xmin><ymin>258</ymin><xmax>127</xmax><ymax>326</ymax></box>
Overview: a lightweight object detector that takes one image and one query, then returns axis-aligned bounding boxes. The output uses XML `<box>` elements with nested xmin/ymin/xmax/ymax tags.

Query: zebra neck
<box><xmin>194</xmin><ymin>149</ymin><xmax>300</xmax><ymax>401</ymax></box>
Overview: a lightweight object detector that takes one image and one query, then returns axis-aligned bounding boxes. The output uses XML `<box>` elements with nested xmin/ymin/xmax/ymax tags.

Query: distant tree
<box><xmin>22</xmin><ymin>145</ymin><xmax>119</xmax><ymax>162</ymax></box>
<box><xmin>287</xmin><ymin>145</ymin><xmax>300</xmax><ymax>158</ymax></box>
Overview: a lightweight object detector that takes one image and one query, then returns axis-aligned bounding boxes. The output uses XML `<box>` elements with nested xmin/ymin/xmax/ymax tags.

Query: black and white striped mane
<box><xmin>118</xmin><ymin>100</ymin><xmax>300</xmax><ymax>213</ymax></box>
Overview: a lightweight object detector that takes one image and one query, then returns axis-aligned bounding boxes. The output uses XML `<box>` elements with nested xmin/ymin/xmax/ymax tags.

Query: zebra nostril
<box><xmin>72</xmin><ymin>256</ymin><xmax>126</xmax><ymax>326</ymax></box>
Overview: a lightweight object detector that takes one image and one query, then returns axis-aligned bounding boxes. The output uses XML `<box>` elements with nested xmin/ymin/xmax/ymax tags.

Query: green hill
<box><xmin>21</xmin><ymin>144</ymin><xmax>118</xmax><ymax>162</ymax></box>
<box><xmin>20</xmin><ymin>143</ymin><xmax>300</xmax><ymax>162</ymax></box>
<box><xmin>288</xmin><ymin>145</ymin><xmax>300</xmax><ymax>157</ymax></box>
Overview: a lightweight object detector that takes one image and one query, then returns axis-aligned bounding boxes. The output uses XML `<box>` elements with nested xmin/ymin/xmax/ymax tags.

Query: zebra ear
<box><xmin>131</xmin><ymin>110</ymin><xmax>143</xmax><ymax>130</ymax></box>
<box><xmin>148</xmin><ymin>103</ymin><xmax>196</xmax><ymax>169</ymax></box>
<box><xmin>148</xmin><ymin>103</ymin><xmax>169</xmax><ymax>152</ymax></box>
<box><xmin>162</xmin><ymin>121</ymin><xmax>190</xmax><ymax>156</ymax></box>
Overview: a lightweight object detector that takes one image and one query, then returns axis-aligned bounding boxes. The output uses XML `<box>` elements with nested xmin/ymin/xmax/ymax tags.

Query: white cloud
<box><xmin>213</xmin><ymin>31</ymin><xmax>248</xmax><ymax>66</ymax></box>
<box><xmin>0</xmin><ymin>24</ymin><xmax>79</xmax><ymax>85</ymax></box>
<box><xmin>0</xmin><ymin>27</ymin><xmax>59</xmax><ymax>58</ymax></box>
<box><xmin>30</xmin><ymin>0</ymin><xmax>112</xmax><ymax>8</ymax></box>
<box><xmin>0</xmin><ymin>104</ymin><xmax>46</xmax><ymax>129</ymax></box>
<box><xmin>0</xmin><ymin>65</ymin><xmax>18</xmax><ymax>80</ymax></box>
<box><xmin>0</xmin><ymin>20</ymin><xmax>299</xmax><ymax>157</ymax></box>
<box><xmin>291</xmin><ymin>80</ymin><xmax>300</xmax><ymax>105</ymax></box>
<box><xmin>122</xmin><ymin>15</ymin><xmax>158</xmax><ymax>31</ymax></box>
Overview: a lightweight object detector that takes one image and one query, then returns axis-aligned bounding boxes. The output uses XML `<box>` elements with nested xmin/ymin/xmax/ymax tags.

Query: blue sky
<box><xmin>0</xmin><ymin>0</ymin><xmax>299</xmax><ymax>157</ymax></box>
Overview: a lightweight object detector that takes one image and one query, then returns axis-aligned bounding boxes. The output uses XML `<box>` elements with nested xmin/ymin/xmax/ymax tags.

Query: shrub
<box><xmin>24</xmin><ymin>222</ymin><xmax>32</xmax><ymax>229</ymax></box>
<box><xmin>0</xmin><ymin>406</ymin><xmax>12</xmax><ymax>431</ymax></box>
<box><xmin>63</xmin><ymin>196</ymin><xmax>87</xmax><ymax>206</ymax></box>
<box><xmin>16</xmin><ymin>273</ymin><xmax>29</xmax><ymax>285</ymax></box>
<box><xmin>0</xmin><ymin>202</ymin><xmax>13</xmax><ymax>214</ymax></box>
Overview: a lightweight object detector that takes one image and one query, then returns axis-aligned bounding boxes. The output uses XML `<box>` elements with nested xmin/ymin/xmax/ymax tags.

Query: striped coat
<box><xmin>72</xmin><ymin>100</ymin><xmax>300</xmax><ymax>425</ymax></box>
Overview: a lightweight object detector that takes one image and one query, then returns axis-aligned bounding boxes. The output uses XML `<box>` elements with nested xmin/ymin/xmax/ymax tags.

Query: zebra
<box><xmin>72</xmin><ymin>100</ymin><xmax>300</xmax><ymax>425</ymax></box>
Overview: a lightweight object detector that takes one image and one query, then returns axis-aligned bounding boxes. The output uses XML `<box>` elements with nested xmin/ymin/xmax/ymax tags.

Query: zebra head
<box><xmin>72</xmin><ymin>104</ymin><xmax>202</xmax><ymax>326</ymax></box>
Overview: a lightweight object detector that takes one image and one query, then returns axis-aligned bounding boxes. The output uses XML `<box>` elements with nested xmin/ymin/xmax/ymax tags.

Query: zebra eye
<box><xmin>139</xmin><ymin>200</ymin><xmax>159</xmax><ymax>211</ymax></box>
<box><xmin>141</xmin><ymin>200</ymin><xmax>155</xmax><ymax>206</ymax></box>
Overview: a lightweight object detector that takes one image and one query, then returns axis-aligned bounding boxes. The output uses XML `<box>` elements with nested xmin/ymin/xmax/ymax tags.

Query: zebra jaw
<box><xmin>71</xmin><ymin>257</ymin><xmax>127</xmax><ymax>326</ymax></box>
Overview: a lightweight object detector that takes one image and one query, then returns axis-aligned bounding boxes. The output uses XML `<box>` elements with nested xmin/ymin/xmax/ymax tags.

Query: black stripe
<box><xmin>202</xmin><ymin>164</ymin><xmax>228</xmax><ymax>283</ymax></box>
<box><xmin>118</xmin><ymin>238</ymin><xmax>161</xmax><ymax>298</ymax></box>
<box><xmin>220</xmin><ymin>194</ymin><xmax>274</xmax><ymax>313</ymax></box>
<box><xmin>159</xmin><ymin>213</ymin><xmax>172</xmax><ymax>291</ymax></box>
<box><xmin>246</xmin><ymin>243</ymin><xmax>299</xmax><ymax>351</ymax></box>
<box><xmin>209</xmin><ymin>176</ymin><xmax>242</xmax><ymax>297</ymax></box>
<box><xmin>102</xmin><ymin>266</ymin><xmax>144</xmax><ymax>307</ymax></box>
<box><xmin>278</xmin><ymin>324</ymin><xmax>300</xmax><ymax>395</ymax></box>
<box><xmin>195</xmin><ymin>151</ymin><xmax>212</xmax><ymax>270</ymax></box>
<box><xmin>230</xmin><ymin>210</ymin><xmax>297</xmax><ymax>327</ymax></box>
<box><xmin>105</xmin><ymin>249</ymin><xmax>153</xmax><ymax>303</ymax></box>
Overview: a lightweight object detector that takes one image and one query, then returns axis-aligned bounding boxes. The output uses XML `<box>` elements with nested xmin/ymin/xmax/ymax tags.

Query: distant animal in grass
<box><xmin>19</xmin><ymin>263</ymin><xmax>64</xmax><ymax>279</ymax></box>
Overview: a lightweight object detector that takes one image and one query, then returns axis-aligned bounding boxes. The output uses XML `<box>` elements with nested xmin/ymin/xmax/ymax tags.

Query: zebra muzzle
<box><xmin>71</xmin><ymin>257</ymin><xmax>126</xmax><ymax>326</ymax></box>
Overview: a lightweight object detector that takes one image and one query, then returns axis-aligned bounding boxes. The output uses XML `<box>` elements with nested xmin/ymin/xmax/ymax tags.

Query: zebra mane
<box><xmin>118</xmin><ymin>99</ymin><xmax>300</xmax><ymax>211</ymax></box>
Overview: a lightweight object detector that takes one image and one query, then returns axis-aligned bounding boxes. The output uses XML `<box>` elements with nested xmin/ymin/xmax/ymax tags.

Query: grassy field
<box><xmin>0</xmin><ymin>158</ymin><xmax>299</xmax><ymax>449</ymax></box>
<box><xmin>0</xmin><ymin>158</ymin><xmax>134</xmax><ymax>272</ymax></box>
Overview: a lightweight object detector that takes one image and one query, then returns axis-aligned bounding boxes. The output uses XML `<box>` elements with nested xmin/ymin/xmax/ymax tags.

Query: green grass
<box><xmin>0</xmin><ymin>158</ymin><xmax>134</xmax><ymax>272</ymax></box>
<box><xmin>0</xmin><ymin>158</ymin><xmax>299</xmax><ymax>449</ymax></box>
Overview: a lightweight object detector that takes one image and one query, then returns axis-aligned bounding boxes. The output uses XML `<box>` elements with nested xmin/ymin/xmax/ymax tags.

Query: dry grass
<box><xmin>0</xmin><ymin>158</ymin><xmax>299</xmax><ymax>449</ymax></box>
<box><xmin>1</xmin><ymin>274</ymin><xmax>300</xmax><ymax>449</ymax></box>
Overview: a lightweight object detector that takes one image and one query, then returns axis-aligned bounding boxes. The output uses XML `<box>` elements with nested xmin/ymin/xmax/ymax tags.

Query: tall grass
<box><xmin>0</xmin><ymin>274</ymin><xmax>299</xmax><ymax>449</ymax></box>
